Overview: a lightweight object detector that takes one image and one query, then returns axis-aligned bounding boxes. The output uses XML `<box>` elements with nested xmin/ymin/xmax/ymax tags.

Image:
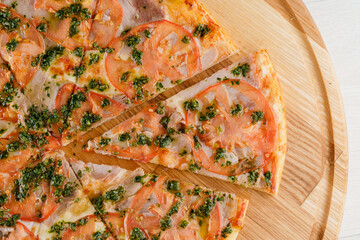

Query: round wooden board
<box><xmin>64</xmin><ymin>0</ymin><xmax>348</xmax><ymax>239</ymax></box>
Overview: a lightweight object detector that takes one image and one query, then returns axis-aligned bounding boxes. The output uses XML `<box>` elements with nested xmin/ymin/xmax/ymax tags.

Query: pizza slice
<box><xmin>87</xmin><ymin>49</ymin><xmax>287</xmax><ymax>194</ymax></box>
<box><xmin>70</xmin><ymin>159</ymin><xmax>248</xmax><ymax>240</ymax></box>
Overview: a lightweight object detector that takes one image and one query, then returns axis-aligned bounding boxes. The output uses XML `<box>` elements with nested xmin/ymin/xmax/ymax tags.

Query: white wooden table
<box><xmin>303</xmin><ymin>0</ymin><xmax>360</xmax><ymax>239</ymax></box>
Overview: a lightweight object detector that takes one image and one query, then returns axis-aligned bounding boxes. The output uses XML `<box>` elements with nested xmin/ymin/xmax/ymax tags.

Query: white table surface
<box><xmin>303</xmin><ymin>1</ymin><xmax>360</xmax><ymax>239</ymax></box>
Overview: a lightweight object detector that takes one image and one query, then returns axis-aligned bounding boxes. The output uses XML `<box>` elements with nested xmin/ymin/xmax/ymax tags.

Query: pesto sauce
<box><xmin>88</xmin><ymin>78</ymin><xmax>109</xmax><ymax>92</ymax></box>
<box><xmin>0</xmin><ymin>8</ymin><xmax>21</xmax><ymax>33</ymax></box>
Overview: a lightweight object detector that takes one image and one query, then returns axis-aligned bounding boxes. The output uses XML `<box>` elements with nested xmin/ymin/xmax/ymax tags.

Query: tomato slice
<box><xmin>86</xmin><ymin>90</ymin><xmax>126</xmax><ymax>118</ymax></box>
<box><xmin>7</xmin><ymin>222</ymin><xmax>38</xmax><ymax>240</ymax></box>
<box><xmin>96</xmin><ymin>107</ymin><xmax>162</xmax><ymax>162</ymax></box>
<box><xmin>102</xmin><ymin>213</ymin><xmax>125</xmax><ymax>237</ymax></box>
<box><xmin>106</xmin><ymin>20</ymin><xmax>201</xmax><ymax>102</ymax></box>
<box><xmin>35</xmin><ymin>0</ymin><xmax>77</xmax><ymax>12</ymax></box>
<box><xmin>89</xmin><ymin>0</ymin><xmax>123</xmax><ymax>48</ymax></box>
<box><xmin>0</xmin><ymin>4</ymin><xmax>44</xmax><ymax>88</ymax></box>
<box><xmin>185</xmin><ymin>79</ymin><xmax>278</xmax><ymax>176</ymax></box>
<box><xmin>62</xmin><ymin>215</ymin><xmax>114</xmax><ymax>239</ymax></box>
<box><xmin>124</xmin><ymin>176</ymin><xmax>177</xmax><ymax>238</ymax></box>
<box><xmin>33</xmin><ymin>0</ymin><xmax>98</xmax><ymax>50</ymax></box>
<box><xmin>32</xmin><ymin>17</ymin><xmax>92</xmax><ymax>51</ymax></box>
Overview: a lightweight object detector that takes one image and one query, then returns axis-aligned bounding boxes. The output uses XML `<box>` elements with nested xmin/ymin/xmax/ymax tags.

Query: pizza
<box><xmin>0</xmin><ymin>0</ymin><xmax>289</xmax><ymax>238</ymax></box>
<box><xmin>87</xmin><ymin>50</ymin><xmax>287</xmax><ymax>194</ymax></box>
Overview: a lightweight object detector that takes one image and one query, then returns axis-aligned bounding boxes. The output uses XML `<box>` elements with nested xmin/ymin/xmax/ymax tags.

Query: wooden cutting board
<box><xmin>63</xmin><ymin>0</ymin><xmax>348</xmax><ymax>239</ymax></box>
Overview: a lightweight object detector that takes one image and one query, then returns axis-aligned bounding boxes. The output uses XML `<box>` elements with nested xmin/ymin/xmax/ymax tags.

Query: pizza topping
<box><xmin>32</xmin><ymin>45</ymin><xmax>65</xmax><ymax>71</ymax></box>
<box><xmin>185</xmin><ymin>79</ymin><xmax>278</xmax><ymax>176</ymax></box>
<box><xmin>4</xmin><ymin>221</ymin><xmax>37</xmax><ymax>240</ymax></box>
<box><xmin>0</xmin><ymin>156</ymin><xmax>76</xmax><ymax>221</ymax></box>
<box><xmin>106</xmin><ymin>20</ymin><xmax>201</xmax><ymax>102</ymax></box>
<box><xmin>89</xmin><ymin>0</ymin><xmax>123</xmax><ymax>48</ymax></box>
<box><xmin>193</xmin><ymin>24</ymin><xmax>211</xmax><ymax>38</ymax></box>
<box><xmin>53</xmin><ymin>214</ymin><xmax>114</xmax><ymax>239</ymax></box>
<box><xmin>33</xmin><ymin>1</ymin><xmax>95</xmax><ymax>50</ymax></box>
<box><xmin>0</xmin><ymin>5</ymin><xmax>44</xmax><ymax>88</ymax></box>
<box><xmin>231</xmin><ymin>63</ymin><xmax>250</xmax><ymax>77</ymax></box>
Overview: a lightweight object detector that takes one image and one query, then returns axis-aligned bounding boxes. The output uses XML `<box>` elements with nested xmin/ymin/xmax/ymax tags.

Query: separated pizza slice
<box><xmin>87</xmin><ymin>50</ymin><xmax>287</xmax><ymax>194</ymax></box>
<box><xmin>70</xmin><ymin>159</ymin><xmax>248</xmax><ymax>240</ymax></box>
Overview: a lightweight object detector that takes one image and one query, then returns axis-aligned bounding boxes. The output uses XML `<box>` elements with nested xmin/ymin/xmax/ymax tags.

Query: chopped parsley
<box><xmin>248</xmin><ymin>170</ymin><xmax>259</xmax><ymax>183</ymax></box>
<box><xmin>231</xmin><ymin>104</ymin><xmax>243</xmax><ymax>116</ymax></box>
<box><xmin>88</xmin><ymin>53</ymin><xmax>100</xmax><ymax>66</ymax></box>
<box><xmin>144</xmin><ymin>29</ymin><xmax>151</xmax><ymax>38</ymax></box>
<box><xmin>182</xmin><ymin>36</ymin><xmax>190</xmax><ymax>44</ymax></box>
<box><xmin>264</xmin><ymin>171</ymin><xmax>272</xmax><ymax>186</ymax></box>
<box><xmin>6</xmin><ymin>38</ymin><xmax>18</xmax><ymax>52</ymax></box>
<box><xmin>154</xmin><ymin>135</ymin><xmax>172</xmax><ymax>148</ymax></box>
<box><xmin>73</xmin><ymin>47</ymin><xmax>84</xmax><ymax>58</ymax></box>
<box><xmin>136</xmin><ymin>134</ymin><xmax>152</xmax><ymax>146</ymax></box>
<box><xmin>180</xmin><ymin>220</ymin><xmax>189</xmax><ymax>228</ymax></box>
<box><xmin>69</xmin><ymin>17</ymin><xmax>81</xmax><ymax>37</ymax></box>
<box><xmin>160</xmin><ymin>215</ymin><xmax>172</xmax><ymax>231</ymax></box>
<box><xmin>24</xmin><ymin>105</ymin><xmax>60</xmax><ymax>130</ymax></box>
<box><xmin>80</xmin><ymin>111</ymin><xmax>101</xmax><ymax>131</ymax></box>
<box><xmin>166</xmin><ymin>180</ymin><xmax>180</xmax><ymax>191</ymax></box>
<box><xmin>133</xmin><ymin>76</ymin><xmax>149</xmax><ymax>89</ymax></box>
<box><xmin>104</xmin><ymin>186</ymin><xmax>125</xmax><ymax>202</ymax></box>
<box><xmin>199</xmin><ymin>105</ymin><xmax>217</xmax><ymax>121</ymax></box>
<box><xmin>215</xmin><ymin>148</ymin><xmax>226</xmax><ymax>161</ymax></box>
<box><xmin>99</xmin><ymin>138</ymin><xmax>111</xmax><ymax>147</ymax></box>
<box><xmin>251</xmin><ymin>111</ymin><xmax>264</xmax><ymax>124</ymax></box>
<box><xmin>134</xmin><ymin>174</ymin><xmax>148</xmax><ymax>185</ymax></box>
<box><xmin>0</xmin><ymin>192</ymin><xmax>8</xmax><ymax>206</ymax></box>
<box><xmin>88</xmin><ymin>78</ymin><xmax>109</xmax><ymax>92</ymax></box>
<box><xmin>131</xmin><ymin>48</ymin><xmax>143</xmax><ymax>65</ymax></box>
<box><xmin>36</xmin><ymin>22</ymin><xmax>47</xmax><ymax>32</ymax></box>
<box><xmin>130</xmin><ymin>228</ymin><xmax>146</xmax><ymax>240</ymax></box>
<box><xmin>118</xmin><ymin>132</ymin><xmax>131</xmax><ymax>142</ymax></box>
<box><xmin>0</xmin><ymin>214</ymin><xmax>20</xmax><ymax>227</ymax></box>
<box><xmin>193</xmin><ymin>135</ymin><xmax>202</xmax><ymax>150</ymax></box>
<box><xmin>184</xmin><ymin>99</ymin><xmax>199</xmax><ymax>111</ymax></box>
<box><xmin>73</xmin><ymin>64</ymin><xmax>86</xmax><ymax>78</ymax></box>
<box><xmin>0</xmin><ymin>81</ymin><xmax>17</xmax><ymax>107</ymax></box>
<box><xmin>10</xmin><ymin>1</ymin><xmax>18</xmax><ymax>9</ymax></box>
<box><xmin>92</xmin><ymin>230</ymin><xmax>111</xmax><ymax>240</ymax></box>
<box><xmin>0</xmin><ymin>8</ymin><xmax>21</xmax><ymax>33</ymax></box>
<box><xmin>221</xmin><ymin>223</ymin><xmax>233</xmax><ymax>238</ymax></box>
<box><xmin>69</xmin><ymin>91</ymin><xmax>86</xmax><ymax>110</ymax></box>
<box><xmin>35</xmin><ymin>45</ymin><xmax>65</xmax><ymax>71</ymax></box>
<box><xmin>193</xmin><ymin>24</ymin><xmax>211</xmax><ymax>37</ymax></box>
<box><xmin>121</xmin><ymin>71</ymin><xmax>130</xmax><ymax>82</ymax></box>
<box><xmin>195</xmin><ymin>197</ymin><xmax>215</xmax><ymax>218</ymax></box>
<box><xmin>126</xmin><ymin>35</ymin><xmax>141</xmax><ymax>48</ymax></box>
<box><xmin>159</xmin><ymin>116</ymin><xmax>169</xmax><ymax>129</ymax></box>
<box><xmin>231</xmin><ymin>63</ymin><xmax>250</xmax><ymax>77</ymax></box>
<box><xmin>55</xmin><ymin>3</ymin><xmax>91</xmax><ymax>20</ymax></box>
<box><xmin>101</xmin><ymin>98</ymin><xmax>110</xmax><ymax>108</ymax></box>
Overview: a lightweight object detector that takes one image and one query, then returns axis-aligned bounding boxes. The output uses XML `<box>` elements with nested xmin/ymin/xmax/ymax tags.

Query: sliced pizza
<box><xmin>87</xmin><ymin>50</ymin><xmax>287</xmax><ymax>194</ymax></box>
<box><xmin>70</xmin><ymin>159</ymin><xmax>248</xmax><ymax>240</ymax></box>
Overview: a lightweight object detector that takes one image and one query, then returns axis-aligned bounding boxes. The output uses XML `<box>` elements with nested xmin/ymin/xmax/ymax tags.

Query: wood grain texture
<box><xmin>63</xmin><ymin>0</ymin><xmax>348</xmax><ymax>239</ymax></box>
